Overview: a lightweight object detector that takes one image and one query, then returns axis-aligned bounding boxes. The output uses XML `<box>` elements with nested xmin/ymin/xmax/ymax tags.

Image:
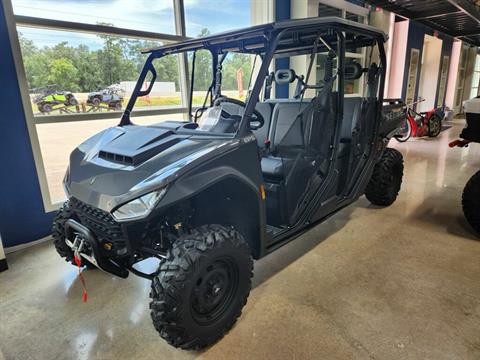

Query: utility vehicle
<box><xmin>53</xmin><ymin>17</ymin><xmax>405</xmax><ymax>350</ymax></box>
<box><xmin>87</xmin><ymin>84</ymin><xmax>124</xmax><ymax>110</ymax></box>
<box><xmin>450</xmin><ymin>96</ymin><xmax>480</xmax><ymax>236</ymax></box>
<box><xmin>31</xmin><ymin>85</ymin><xmax>78</xmax><ymax>113</ymax></box>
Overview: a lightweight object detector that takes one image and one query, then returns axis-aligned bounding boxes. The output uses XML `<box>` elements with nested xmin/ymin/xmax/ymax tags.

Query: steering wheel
<box><xmin>213</xmin><ymin>97</ymin><xmax>265</xmax><ymax>130</ymax></box>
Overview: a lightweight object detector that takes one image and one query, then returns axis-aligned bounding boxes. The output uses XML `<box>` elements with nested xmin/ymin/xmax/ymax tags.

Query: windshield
<box><xmin>124</xmin><ymin>51</ymin><xmax>263</xmax><ymax>135</ymax></box>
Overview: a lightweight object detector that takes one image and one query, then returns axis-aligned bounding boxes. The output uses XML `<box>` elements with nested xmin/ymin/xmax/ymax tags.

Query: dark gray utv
<box><xmin>53</xmin><ymin>17</ymin><xmax>406</xmax><ymax>350</ymax></box>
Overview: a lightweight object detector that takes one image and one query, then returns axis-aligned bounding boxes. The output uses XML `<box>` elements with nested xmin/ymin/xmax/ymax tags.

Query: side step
<box><xmin>266</xmin><ymin>224</ymin><xmax>286</xmax><ymax>245</ymax></box>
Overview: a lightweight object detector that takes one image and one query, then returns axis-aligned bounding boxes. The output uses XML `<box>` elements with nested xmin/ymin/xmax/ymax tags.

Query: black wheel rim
<box><xmin>190</xmin><ymin>256</ymin><xmax>239</xmax><ymax>325</ymax></box>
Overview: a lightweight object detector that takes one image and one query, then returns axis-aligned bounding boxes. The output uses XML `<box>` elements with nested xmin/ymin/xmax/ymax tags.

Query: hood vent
<box><xmin>98</xmin><ymin>126</ymin><xmax>187</xmax><ymax>166</ymax></box>
<box><xmin>99</xmin><ymin>151</ymin><xmax>134</xmax><ymax>165</ymax></box>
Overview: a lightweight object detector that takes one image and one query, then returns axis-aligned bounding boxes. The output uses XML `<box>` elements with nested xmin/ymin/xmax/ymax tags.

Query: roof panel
<box><xmin>368</xmin><ymin>0</ymin><xmax>480</xmax><ymax>45</ymax></box>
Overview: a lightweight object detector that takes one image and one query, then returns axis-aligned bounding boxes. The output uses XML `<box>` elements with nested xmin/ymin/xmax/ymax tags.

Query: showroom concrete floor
<box><xmin>1</xmin><ymin>119</ymin><xmax>480</xmax><ymax>360</ymax></box>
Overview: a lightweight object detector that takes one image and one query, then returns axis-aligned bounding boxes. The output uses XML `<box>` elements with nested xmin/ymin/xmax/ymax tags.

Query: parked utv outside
<box><xmin>31</xmin><ymin>85</ymin><xmax>78</xmax><ymax>113</ymax></box>
<box><xmin>87</xmin><ymin>84</ymin><xmax>124</xmax><ymax>110</ymax></box>
<box><xmin>52</xmin><ymin>17</ymin><xmax>405</xmax><ymax>350</ymax></box>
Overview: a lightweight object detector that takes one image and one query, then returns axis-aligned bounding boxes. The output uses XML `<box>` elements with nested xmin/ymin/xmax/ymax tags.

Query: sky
<box><xmin>13</xmin><ymin>0</ymin><xmax>252</xmax><ymax>49</ymax></box>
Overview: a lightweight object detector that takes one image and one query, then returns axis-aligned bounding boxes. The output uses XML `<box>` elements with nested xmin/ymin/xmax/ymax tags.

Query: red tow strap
<box><xmin>74</xmin><ymin>254</ymin><xmax>88</xmax><ymax>303</ymax></box>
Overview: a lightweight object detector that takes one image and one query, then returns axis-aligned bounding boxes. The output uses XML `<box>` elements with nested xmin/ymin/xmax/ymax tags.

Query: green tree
<box><xmin>47</xmin><ymin>58</ymin><xmax>80</xmax><ymax>91</ymax></box>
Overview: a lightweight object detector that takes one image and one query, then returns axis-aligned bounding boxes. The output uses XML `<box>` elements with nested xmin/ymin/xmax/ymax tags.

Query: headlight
<box><xmin>112</xmin><ymin>188</ymin><xmax>166</xmax><ymax>222</ymax></box>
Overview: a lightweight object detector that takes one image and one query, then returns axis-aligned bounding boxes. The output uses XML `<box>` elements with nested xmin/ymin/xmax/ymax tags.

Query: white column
<box><xmin>251</xmin><ymin>0</ymin><xmax>275</xmax><ymax>25</ymax></box>
<box><xmin>173</xmin><ymin>0</ymin><xmax>190</xmax><ymax>120</ymax></box>
<box><xmin>0</xmin><ymin>234</ymin><xmax>7</xmax><ymax>272</ymax></box>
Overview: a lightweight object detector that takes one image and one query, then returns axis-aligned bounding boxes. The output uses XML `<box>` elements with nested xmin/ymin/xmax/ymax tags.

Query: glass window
<box><xmin>37</xmin><ymin>113</ymin><xmax>185</xmax><ymax>203</ymax></box>
<box><xmin>12</xmin><ymin>0</ymin><xmax>176</xmax><ymax>34</ymax></box>
<box><xmin>185</xmin><ymin>0</ymin><xmax>251</xmax><ymax>37</ymax></box>
<box><xmin>11</xmin><ymin>1</ymin><xmax>188</xmax><ymax>209</ymax></box>
<box><xmin>318</xmin><ymin>3</ymin><xmax>342</xmax><ymax>17</ymax></box>
<box><xmin>188</xmin><ymin>49</ymin><xmax>214</xmax><ymax>106</ymax></box>
<box><xmin>16</xmin><ymin>27</ymin><xmax>185</xmax><ymax>116</ymax></box>
<box><xmin>135</xmin><ymin>55</ymin><xmax>182</xmax><ymax>110</ymax></box>
<box><xmin>346</xmin><ymin>11</ymin><xmax>365</xmax><ymax>24</ymax></box>
<box><xmin>221</xmin><ymin>52</ymin><xmax>259</xmax><ymax>101</ymax></box>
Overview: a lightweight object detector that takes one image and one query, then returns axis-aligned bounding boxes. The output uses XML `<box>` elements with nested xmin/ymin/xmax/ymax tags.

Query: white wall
<box><xmin>251</xmin><ymin>0</ymin><xmax>274</xmax><ymax>25</ymax></box>
<box><xmin>387</xmin><ymin>20</ymin><xmax>408</xmax><ymax>99</ymax></box>
<box><xmin>0</xmin><ymin>233</ymin><xmax>6</xmax><ymax>271</ymax></box>
<box><xmin>445</xmin><ymin>40</ymin><xmax>461</xmax><ymax>110</ymax></box>
<box><xmin>119</xmin><ymin>81</ymin><xmax>176</xmax><ymax>97</ymax></box>
<box><xmin>417</xmin><ymin>35</ymin><xmax>443</xmax><ymax>112</ymax></box>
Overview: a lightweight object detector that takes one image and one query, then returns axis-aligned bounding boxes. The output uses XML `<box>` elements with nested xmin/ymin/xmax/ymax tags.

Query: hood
<box><xmin>65</xmin><ymin>123</ymin><xmax>231</xmax><ymax>212</ymax></box>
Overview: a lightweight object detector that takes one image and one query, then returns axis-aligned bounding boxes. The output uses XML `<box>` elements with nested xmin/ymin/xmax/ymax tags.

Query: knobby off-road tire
<box><xmin>462</xmin><ymin>171</ymin><xmax>480</xmax><ymax>236</ymax></box>
<box><xmin>150</xmin><ymin>224</ymin><xmax>253</xmax><ymax>350</ymax></box>
<box><xmin>52</xmin><ymin>201</ymin><xmax>96</xmax><ymax>269</ymax></box>
<box><xmin>365</xmin><ymin>148</ymin><xmax>404</xmax><ymax>206</ymax></box>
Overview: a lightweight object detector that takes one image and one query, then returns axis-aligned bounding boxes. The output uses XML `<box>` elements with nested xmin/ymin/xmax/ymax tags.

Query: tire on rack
<box><xmin>428</xmin><ymin>113</ymin><xmax>442</xmax><ymax>137</ymax></box>
<box><xmin>52</xmin><ymin>201</ymin><xmax>96</xmax><ymax>269</ymax></box>
<box><xmin>67</xmin><ymin>95</ymin><xmax>78</xmax><ymax>106</ymax></box>
<box><xmin>365</xmin><ymin>148</ymin><xmax>404</xmax><ymax>206</ymax></box>
<box><xmin>150</xmin><ymin>224</ymin><xmax>253</xmax><ymax>350</ymax></box>
<box><xmin>42</xmin><ymin>103</ymin><xmax>53</xmax><ymax>113</ymax></box>
<box><xmin>462</xmin><ymin>170</ymin><xmax>480</xmax><ymax>236</ymax></box>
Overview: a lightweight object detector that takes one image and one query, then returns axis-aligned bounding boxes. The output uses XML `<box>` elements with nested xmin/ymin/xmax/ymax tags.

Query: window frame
<box><xmin>3</xmin><ymin>0</ymin><xmax>191</xmax><ymax>212</ymax></box>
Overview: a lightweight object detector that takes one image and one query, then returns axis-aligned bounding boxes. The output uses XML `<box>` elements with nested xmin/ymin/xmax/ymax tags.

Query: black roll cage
<box><xmin>119</xmin><ymin>17</ymin><xmax>387</xmax><ymax>139</ymax></box>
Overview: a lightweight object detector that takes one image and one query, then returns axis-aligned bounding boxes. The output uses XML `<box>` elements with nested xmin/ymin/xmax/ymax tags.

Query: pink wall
<box><xmin>445</xmin><ymin>40</ymin><xmax>461</xmax><ymax>110</ymax></box>
<box><xmin>387</xmin><ymin>20</ymin><xmax>409</xmax><ymax>99</ymax></box>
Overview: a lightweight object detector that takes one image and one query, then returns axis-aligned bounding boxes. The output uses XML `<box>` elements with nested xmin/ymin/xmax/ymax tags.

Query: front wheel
<box><xmin>365</xmin><ymin>148</ymin><xmax>404</xmax><ymax>206</ymax></box>
<box><xmin>462</xmin><ymin>171</ymin><xmax>480</xmax><ymax>236</ymax></box>
<box><xmin>428</xmin><ymin>114</ymin><xmax>442</xmax><ymax>137</ymax></box>
<box><xmin>150</xmin><ymin>225</ymin><xmax>253</xmax><ymax>350</ymax></box>
<box><xmin>394</xmin><ymin>118</ymin><xmax>412</xmax><ymax>142</ymax></box>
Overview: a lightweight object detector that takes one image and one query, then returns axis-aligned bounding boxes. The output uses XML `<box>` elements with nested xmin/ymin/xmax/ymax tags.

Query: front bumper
<box><xmin>64</xmin><ymin>219</ymin><xmax>129</xmax><ymax>278</ymax></box>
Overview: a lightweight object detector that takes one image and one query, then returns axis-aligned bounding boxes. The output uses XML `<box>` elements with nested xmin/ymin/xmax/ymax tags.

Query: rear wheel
<box><xmin>91</xmin><ymin>97</ymin><xmax>101</xmax><ymax>106</ymax></box>
<box><xmin>52</xmin><ymin>201</ymin><xmax>96</xmax><ymax>269</ymax></box>
<box><xmin>150</xmin><ymin>224</ymin><xmax>252</xmax><ymax>350</ymax></box>
<box><xmin>41</xmin><ymin>103</ymin><xmax>53</xmax><ymax>113</ymax></box>
<box><xmin>428</xmin><ymin>114</ymin><xmax>442</xmax><ymax>137</ymax></box>
<box><xmin>462</xmin><ymin>171</ymin><xmax>480</xmax><ymax>236</ymax></box>
<box><xmin>365</xmin><ymin>148</ymin><xmax>404</xmax><ymax>206</ymax></box>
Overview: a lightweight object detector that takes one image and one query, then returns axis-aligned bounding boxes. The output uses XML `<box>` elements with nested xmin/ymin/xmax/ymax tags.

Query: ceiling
<box><xmin>367</xmin><ymin>0</ymin><xmax>480</xmax><ymax>46</ymax></box>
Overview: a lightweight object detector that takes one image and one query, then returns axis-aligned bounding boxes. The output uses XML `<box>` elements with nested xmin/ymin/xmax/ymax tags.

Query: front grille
<box><xmin>69</xmin><ymin>197</ymin><xmax>126</xmax><ymax>254</ymax></box>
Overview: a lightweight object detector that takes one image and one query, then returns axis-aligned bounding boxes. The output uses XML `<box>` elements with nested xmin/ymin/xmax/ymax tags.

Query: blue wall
<box><xmin>402</xmin><ymin>20</ymin><xmax>454</xmax><ymax>109</ymax></box>
<box><xmin>401</xmin><ymin>20</ymin><xmax>425</xmax><ymax>104</ymax></box>
<box><xmin>275</xmin><ymin>0</ymin><xmax>291</xmax><ymax>98</ymax></box>
<box><xmin>0</xmin><ymin>5</ymin><xmax>54</xmax><ymax>248</ymax></box>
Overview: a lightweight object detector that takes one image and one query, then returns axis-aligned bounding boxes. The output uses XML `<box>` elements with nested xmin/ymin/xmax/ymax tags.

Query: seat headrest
<box><xmin>275</xmin><ymin>69</ymin><xmax>296</xmax><ymax>85</ymax></box>
<box><xmin>344</xmin><ymin>62</ymin><xmax>364</xmax><ymax>80</ymax></box>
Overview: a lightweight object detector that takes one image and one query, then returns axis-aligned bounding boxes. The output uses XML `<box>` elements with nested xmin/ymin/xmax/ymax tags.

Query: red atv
<box><xmin>395</xmin><ymin>98</ymin><xmax>442</xmax><ymax>142</ymax></box>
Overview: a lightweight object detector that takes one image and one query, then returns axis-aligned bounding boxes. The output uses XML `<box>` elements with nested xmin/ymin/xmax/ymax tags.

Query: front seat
<box><xmin>260</xmin><ymin>101</ymin><xmax>309</xmax><ymax>180</ymax></box>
